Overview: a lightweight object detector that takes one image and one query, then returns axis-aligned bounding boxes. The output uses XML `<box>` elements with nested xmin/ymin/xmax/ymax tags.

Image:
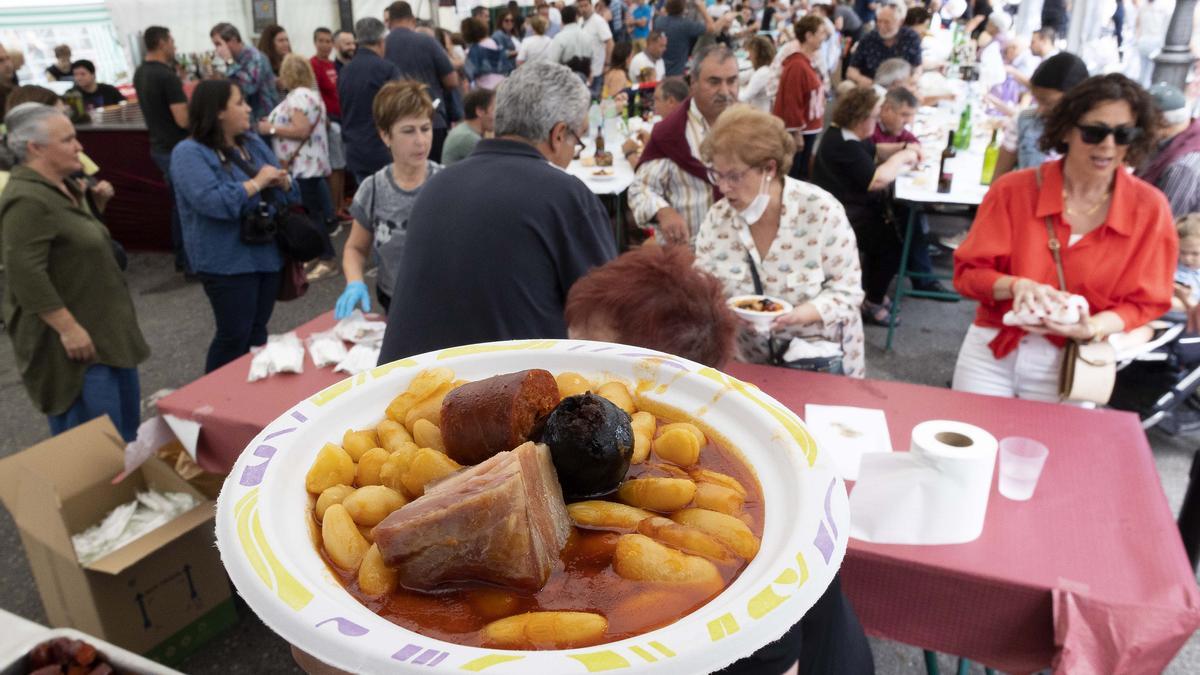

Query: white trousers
<box><xmin>951</xmin><ymin>324</ymin><xmax>1064</xmax><ymax>403</ymax></box>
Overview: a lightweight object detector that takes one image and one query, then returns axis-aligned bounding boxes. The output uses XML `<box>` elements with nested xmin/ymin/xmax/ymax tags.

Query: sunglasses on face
<box><xmin>1076</xmin><ymin>123</ymin><xmax>1142</xmax><ymax>145</ymax></box>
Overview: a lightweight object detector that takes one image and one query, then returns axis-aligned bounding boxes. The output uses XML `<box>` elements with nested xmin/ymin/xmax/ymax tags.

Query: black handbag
<box><xmin>222</xmin><ymin>147</ymin><xmax>324</xmax><ymax>262</ymax></box>
<box><xmin>746</xmin><ymin>252</ymin><xmax>845</xmax><ymax>374</ymax></box>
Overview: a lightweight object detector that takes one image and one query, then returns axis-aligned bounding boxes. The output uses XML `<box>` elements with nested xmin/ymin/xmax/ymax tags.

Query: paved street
<box><xmin>1</xmin><ymin>241</ymin><xmax>1196</xmax><ymax>674</ymax></box>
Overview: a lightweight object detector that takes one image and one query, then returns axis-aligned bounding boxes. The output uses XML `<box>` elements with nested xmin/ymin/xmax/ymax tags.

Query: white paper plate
<box><xmin>215</xmin><ymin>340</ymin><xmax>848</xmax><ymax>674</ymax></box>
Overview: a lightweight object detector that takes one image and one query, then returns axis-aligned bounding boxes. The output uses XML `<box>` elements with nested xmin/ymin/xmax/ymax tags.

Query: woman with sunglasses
<box><xmin>952</xmin><ymin>74</ymin><xmax>1178</xmax><ymax>401</ymax></box>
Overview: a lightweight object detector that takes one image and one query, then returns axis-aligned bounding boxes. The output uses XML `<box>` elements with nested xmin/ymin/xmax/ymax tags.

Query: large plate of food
<box><xmin>215</xmin><ymin>340</ymin><xmax>848</xmax><ymax>674</ymax></box>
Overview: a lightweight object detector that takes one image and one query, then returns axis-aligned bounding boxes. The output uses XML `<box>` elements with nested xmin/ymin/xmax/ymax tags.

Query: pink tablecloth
<box><xmin>156</xmin><ymin>315</ymin><xmax>1200</xmax><ymax>673</ymax></box>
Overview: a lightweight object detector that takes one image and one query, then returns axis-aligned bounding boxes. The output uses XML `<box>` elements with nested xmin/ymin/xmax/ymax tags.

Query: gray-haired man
<box><xmin>378</xmin><ymin>61</ymin><xmax>617</xmax><ymax>361</ymax></box>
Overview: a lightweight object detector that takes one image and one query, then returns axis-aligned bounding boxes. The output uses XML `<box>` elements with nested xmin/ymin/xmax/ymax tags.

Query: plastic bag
<box><xmin>334</xmin><ymin>309</ymin><xmax>387</xmax><ymax>346</ymax></box>
<box><xmin>335</xmin><ymin>343</ymin><xmax>381</xmax><ymax>375</ymax></box>
<box><xmin>72</xmin><ymin>490</ymin><xmax>199</xmax><ymax>565</ymax></box>
<box><xmin>307</xmin><ymin>329</ymin><xmax>350</xmax><ymax>369</ymax></box>
<box><xmin>248</xmin><ymin>332</ymin><xmax>306</xmax><ymax>382</ymax></box>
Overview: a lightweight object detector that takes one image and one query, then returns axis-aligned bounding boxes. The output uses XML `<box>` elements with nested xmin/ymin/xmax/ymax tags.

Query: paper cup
<box><xmin>215</xmin><ymin>340</ymin><xmax>848</xmax><ymax>674</ymax></box>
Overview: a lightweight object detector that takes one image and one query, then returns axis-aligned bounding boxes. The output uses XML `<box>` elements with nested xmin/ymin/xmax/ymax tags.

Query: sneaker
<box><xmin>306</xmin><ymin>260</ymin><xmax>340</xmax><ymax>282</ymax></box>
<box><xmin>938</xmin><ymin>231</ymin><xmax>969</xmax><ymax>250</ymax></box>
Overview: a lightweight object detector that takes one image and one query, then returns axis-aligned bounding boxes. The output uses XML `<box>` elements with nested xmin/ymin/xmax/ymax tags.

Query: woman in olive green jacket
<box><xmin>0</xmin><ymin>103</ymin><xmax>148</xmax><ymax>441</ymax></box>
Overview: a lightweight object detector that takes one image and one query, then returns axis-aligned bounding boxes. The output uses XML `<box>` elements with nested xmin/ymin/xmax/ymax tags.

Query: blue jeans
<box><xmin>296</xmin><ymin>177</ymin><xmax>336</xmax><ymax>260</ymax></box>
<box><xmin>199</xmin><ymin>271</ymin><xmax>281</xmax><ymax>373</ymax></box>
<box><xmin>150</xmin><ymin>149</ymin><xmax>189</xmax><ymax>273</ymax></box>
<box><xmin>48</xmin><ymin>364</ymin><xmax>141</xmax><ymax>442</ymax></box>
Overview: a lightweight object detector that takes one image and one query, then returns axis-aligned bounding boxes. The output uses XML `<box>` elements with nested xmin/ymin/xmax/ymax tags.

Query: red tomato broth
<box><xmin>310</xmin><ymin>409</ymin><xmax>765</xmax><ymax>650</ymax></box>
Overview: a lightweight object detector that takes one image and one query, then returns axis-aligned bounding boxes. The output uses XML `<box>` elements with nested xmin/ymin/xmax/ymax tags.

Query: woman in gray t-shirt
<box><xmin>335</xmin><ymin>81</ymin><xmax>444</xmax><ymax>318</ymax></box>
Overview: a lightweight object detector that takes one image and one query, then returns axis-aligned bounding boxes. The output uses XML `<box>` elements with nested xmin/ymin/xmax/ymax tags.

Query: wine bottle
<box><xmin>980</xmin><ymin>129</ymin><xmax>1000</xmax><ymax>185</ymax></box>
<box><xmin>938</xmin><ymin>130</ymin><xmax>956</xmax><ymax>194</ymax></box>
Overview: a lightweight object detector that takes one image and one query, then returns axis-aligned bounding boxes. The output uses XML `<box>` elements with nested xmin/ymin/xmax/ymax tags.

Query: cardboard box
<box><xmin>0</xmin><ymin>417</ymin><xmax>236</xmax><ymax>665</ymax></box>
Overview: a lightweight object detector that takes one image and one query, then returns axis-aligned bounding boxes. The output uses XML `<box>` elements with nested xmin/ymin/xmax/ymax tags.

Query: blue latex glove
<box><xmin>335</xmin><ymin>281</ymin><xmax>371</xmax><ymax>319</ymax></box>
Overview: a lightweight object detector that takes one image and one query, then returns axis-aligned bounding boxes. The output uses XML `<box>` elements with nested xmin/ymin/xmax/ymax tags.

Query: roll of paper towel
<box><xmin>849</xmin><ymin>420</ymin><xmax>998</xmax><ymax>545</ymax></box>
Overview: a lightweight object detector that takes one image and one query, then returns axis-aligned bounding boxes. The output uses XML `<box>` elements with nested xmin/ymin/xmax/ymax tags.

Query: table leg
<box><xmin>922</xmin><ymin>650</ymin><xmax>940</xmax><ymax>675</ymax></box>
<box><xmin>616</xmin><ymin>192</ymin><xmax>627</xmax><ymax>252</ymax></box>
<box><xmin>886</xmin><ymin>208</ymin><xmax>917</xmax><ymax>351</ymax></box>
<box><xmin>956</xmin><ymin>657</ymin><xmax>970</xmax><ymax>675</ymax></box>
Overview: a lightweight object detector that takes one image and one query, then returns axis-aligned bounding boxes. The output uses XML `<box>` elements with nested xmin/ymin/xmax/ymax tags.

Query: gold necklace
<box><xmin>1063</xmin><ymin>189</ymin><xmax>1111</xmax><ymax>217</ymax></box>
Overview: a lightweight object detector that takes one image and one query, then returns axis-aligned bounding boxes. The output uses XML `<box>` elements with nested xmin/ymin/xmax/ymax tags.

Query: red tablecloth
<box><xmin>156</xmin><ymin>313</ymin><xmax>1200</xmax><ymax>673</ymax></box>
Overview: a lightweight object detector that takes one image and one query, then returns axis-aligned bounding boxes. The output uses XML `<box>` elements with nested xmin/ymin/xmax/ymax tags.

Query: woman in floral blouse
<box><xmin>694</xmin><ymin>105</ymin><xmax>867</xmax><ymax>376</ymax></box>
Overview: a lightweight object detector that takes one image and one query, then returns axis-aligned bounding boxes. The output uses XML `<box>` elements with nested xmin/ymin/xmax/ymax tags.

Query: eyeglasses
<box><xmin>706</xmin><ymin>165</ymin><xmax>755</xmax><ymax>186</ymax></box>
<box><xmin>567</xmin><ymin>127</ymin><xmax>587</xmax><ymax>159</ymax></box>
<box><xmin>1076</xmin><ymin>124</ymin><xmax>1142</xmax><ymax>146</ymax></box>
<box><xmin>502</xmin><ymin>17</ymin><xmax>514</xmax><ymax>23</ymax></box>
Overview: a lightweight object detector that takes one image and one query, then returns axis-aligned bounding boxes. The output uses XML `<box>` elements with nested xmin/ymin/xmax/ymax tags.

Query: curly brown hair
<box><xmin>1038</xmin><ymin>73</ymin><xmax>1158</xmax><ymax>167</ymax></box>
<box><xmin>830</xmin><ymin>86</ymin><xmax>880</xmax><ymax>129</ymax></box>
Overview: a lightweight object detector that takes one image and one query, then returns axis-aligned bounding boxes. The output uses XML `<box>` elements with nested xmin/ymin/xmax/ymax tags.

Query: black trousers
<box><xmin>788</xmin><ymin>133</ymin><xmax>818</xmax><ymax>182</ymax></box>
<box><xmin>713</xmin><ymin>574</ymin><xmax>874</xmax><ymax>675</ymax></box>
<box><xmin>847</xmin><ymin>207</ymin><xmax>902</xmax><ymax>305</ymax></box>
<box><xmin>199</xmin><ymin>270</ymin><xmax>281</xmax><ymax>373</ymax></box>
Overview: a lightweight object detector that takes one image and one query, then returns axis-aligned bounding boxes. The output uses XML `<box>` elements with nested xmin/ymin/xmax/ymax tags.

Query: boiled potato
<box><xmin>482</xmin><ymin>612</ymin><xmax>608</xmax><ymax>649</ymax></box>
<box><xmin>379</xmin><ymin>445</ymin><xmax>420</xmax><ymax>498</ymax></box>
<box><xmin>637</xmin><ymin>516</ymin><xmax>733</xmax><ymax>562</ymax></box>
<box><xmin>613</xmin><ymin>534</ymin><xmax>722</xmax><ymax>588</ymax></box>
<box><xmin>321</xmin><ymin>504</ymin><xmax>370</xmax><ymax>571</ymax></box>
<box><xmin>355</xmin><ymin>447</ymin><xmax>390</xmax><ymax>486</ymax></box>
<box><xmin>594</xmin><ymin>381</ymin><xmax>635</xmax><ymax>414</ymax></box>
<box><xmin>671</xmin><ymin>508</ymin><xmax>760</xmax><ymax>559</ymax></box>
<box><xmin>653</xmin><ymin>427</ymin><xmax>701</xmax><ymax>467</ymax></box>
<box><xmin>403</xmin><ymin>381</ymin><xmax>454</xmax><ymax>433</ymax></box>
<box><xmin>412</xmin><ymin>418</ymin><xmax>446</xmax><ymax>453</ymax></box>
<box><xmin>305</xmin><ymin>443</ymin><xmax>356</xmax><ymax>494</ymax></box>
<box><xmin>401</xmin><ymin>448</ymin><xmax>462</xmax><ymax>497</ymax></box>
<box><xmin>467</xmin><ymin>588</ymin><xmax>522</xmax><ymax>620</ymax></box>
<box><xmin>629</xmin><ymin>412</ymin><xmax>656</xmax><ymax>464</ymax></box>
<box><xmin>568</xmin><ymin>500</ymin><xmax>655</xmax><ymax>531</ymax></box>
<box><xmin>358</xmin><ymin>543</ymin><xmax>397</xmax><ymax>595</ymax></box>
<box><xmin>555</xmin><ymin>372</ymin><xmax>592</xmax><ymax>398</ymax></box>
<box><xmin>376</xmin><ymin>419</ymin><xmax>414</xmax><ymax>453</ymax></box>
<box><xmin>693</xmin><ymin>482</ymin><xmax>744</xmax><ymax>515</ymax></box>
<box><xmin>358</xmin><ymin>524</ymin><xmax>375</xmax><ymax>543</ymax></box>
<box><xmin>342</xmin><ymin>485</ymin><xmax>408</xmax><ymax>527</ymax></box>
<box><xmin>689</xmin><ymin>468</ymin><xmax>748</xmax><ymax>498</ymax></box>
<box><xmin>341</xmin><ymin>429</ymin><xmax>379</xmax><ymax>461</ymax></box>
<box><xmin>617</xmin><ymin>477</ymin><xmax>696</xmax><ymax>512</ymax></box>
<box><xmin>661</xmin><ymin>422</ymin><xmax>704</xmax><ymax>444</ymax></box>
<box><xmin>314</xmin><ymin>484</ymin><xmax>355</xmax><ymax>521</ymax></box>
<box><xmin>386</xmin><ymin>367</ymin><xmax>454</xmax><ymax>423</ymax></box>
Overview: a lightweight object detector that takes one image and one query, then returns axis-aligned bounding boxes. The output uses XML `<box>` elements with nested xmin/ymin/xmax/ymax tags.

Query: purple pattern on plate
<box><xmin>392</xmin><ymin>644</ymin><xmax>421</xmax><ymax>661</ymax></box>
<box><xmin>824</xmin><ymin>478</ymin><xmax>837</xmax><ymax>539</ymax></box>
<box><xmin>813</xmin><ymin>522</ymin><xmax>834</xmax><ymax>564</ymax></box>
<box><xmin>263</xmin><ymin>426</ymin><xmax>296</xmax><ymax>441</ymax></box>
<box><xmin>315</xmin><ymin>617</ymin><xmax>369</xmax><ymax>636</ymax></box>
<box><xmin>567</xmin><ymin>343</ymin><xmax>588</xmax><ymax>351</ymax></box>
<box><xmin>291</xmin><ymin>410</ymin><xmax>308</xmax><ymax>423</ymax></box>
<box><xmin>413</xmin><ymin>649</ymin><xmax>448</xmax><ymax>665</ymax></box>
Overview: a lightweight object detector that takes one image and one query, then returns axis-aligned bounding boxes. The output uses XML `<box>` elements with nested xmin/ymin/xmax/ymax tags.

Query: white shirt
<box><xmin>581</xmin><ymin>12</ymin><xmax>614</xmax><ymax>77</ymax></box>
<box><xmin>544</xmin><ymin>23</ymin><xmax>595</xmax><ymax>69</ymax></box>
<box><xmin>739</xmin><ymin>65</ymin><xmax>773</xmax><ymax>112</ymax></box>
<box><xmin>709</xmin><ymin>2</ymin><xmax>733</xmax><ymax>19</ymax></box>
<box><xmin>630</xmin><ymin>101</ymin><xmax>714</xmax><ymax>242</ymax></box>
<box><xmin>628</xmin><ymin>51</ymin><xmax>666</xmax><ymax>82</ymax></box>
<box><xmin>518</xmin><ymin>34</ymin><xmax>553</xmax><ymax>63</ymax></box>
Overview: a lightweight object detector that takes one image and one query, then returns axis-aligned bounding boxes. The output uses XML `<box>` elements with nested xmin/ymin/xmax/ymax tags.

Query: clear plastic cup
<box><xmin>998</xmin><ymin>437</ymin><xmax>1049</xmax><ymax>501</ymax></box>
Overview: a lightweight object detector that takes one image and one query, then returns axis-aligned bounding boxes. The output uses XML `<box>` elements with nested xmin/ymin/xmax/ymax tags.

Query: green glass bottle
<box><xmin>955</xmin><ymin>103</ymin><xmax>973</xmax><ymax>150</ymax></box>
<box><xmin>981</xmin><ymin>129</ymin><xmax>1000</xmax><ymax>185</ymax></box>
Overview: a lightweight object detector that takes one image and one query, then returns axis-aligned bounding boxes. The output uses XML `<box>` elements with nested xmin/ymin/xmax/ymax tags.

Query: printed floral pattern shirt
<box><xmin>694</xmin><ymin>177</ymin><xmax>867</xmax><ymax>376</ymax></box>
<box><xmin>268</xmin><ymin>87</ymin><xmax>330</xmax><ymax>179</ymax></box>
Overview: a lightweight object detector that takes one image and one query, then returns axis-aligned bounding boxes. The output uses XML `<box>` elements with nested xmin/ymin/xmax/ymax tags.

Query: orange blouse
<box><xmin>953</xmin><ymin>159</ymin><xmax>1178</xmax><ymax>359</ymax></box>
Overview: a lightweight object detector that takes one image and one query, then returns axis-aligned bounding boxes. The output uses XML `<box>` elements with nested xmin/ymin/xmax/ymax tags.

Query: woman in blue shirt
<box><xmin>170</xmin><ymin>79</ymin><xmax>299</xmax><ymax>372</ymax></box>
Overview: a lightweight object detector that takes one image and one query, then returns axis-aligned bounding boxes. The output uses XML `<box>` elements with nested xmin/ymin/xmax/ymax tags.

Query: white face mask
<box><xmin>737</xmin><ymin>171</ymin><xmax>773</xmax><ymax>223</ymax></box>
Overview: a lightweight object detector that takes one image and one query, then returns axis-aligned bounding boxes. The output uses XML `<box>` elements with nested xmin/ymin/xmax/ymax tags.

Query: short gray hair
<box><xmin>690</xmin><ymin>44</ymin><xmax>735</xmax><ymax>78</ymax></box>
<box><xmin>356</xmin><ymin>17</ymin><xmax>387</xmax><ymax>46</ymax></box>
<box><xmin>879</xmin><ymin>0</ymin><xmax>907</xmax><ymax>21</ymax></box>
<box><xmin>4</xmin><ymin>103</ymin><xmax>62</xmax><ymax>163</ymax></box>
<box><xmin>875</xmin><ymin>57</ymin><xmax>913</xmax><ymax>88</ymax></box>
<box><xmin>494</xmin><ymin>61</ymin><xmax>590</xmax><ymax>142</ymax></box>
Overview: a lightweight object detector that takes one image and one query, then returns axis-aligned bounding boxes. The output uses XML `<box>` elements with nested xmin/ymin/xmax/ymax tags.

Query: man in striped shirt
<box><xmin>630</xmin><ymin>44</ymin><xmax>739</xmax><ymax>246</ymax></box>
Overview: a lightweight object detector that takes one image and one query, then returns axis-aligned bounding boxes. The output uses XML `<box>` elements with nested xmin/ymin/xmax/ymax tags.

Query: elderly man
<box><xmin>209</xmin><ymin>22</ymin><xmax>279</xmax><ymax>122</ymax></box>
<box><xmin>630</xmin><ymin>44</ymin><xmax>738</xmax><ymax>246</ymax></box>
<box><xmin>1138</xmin><ymin>83</ymin><xmax>1200</xmax><ymax>219</ymax></box>
<box><xmin>846</xmin><ymin>0</ymin><xmax>921</xmax><ymax>87</ymax></box>
<box><xmin>377</xmin><ymin>61</ymin><xmax>617</xmax><ymax>361</ymax></box>
<box><xmin>338</xmin><ymin>18</ymin><xmax>403</xmax><ymax>183</ymax></box>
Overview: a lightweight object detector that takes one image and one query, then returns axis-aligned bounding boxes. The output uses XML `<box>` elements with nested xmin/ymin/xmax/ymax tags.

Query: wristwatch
<box><xmin>269</xmin><ymin>126</ymin><xmax>277</xmax><ymax>136</ymax></box>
